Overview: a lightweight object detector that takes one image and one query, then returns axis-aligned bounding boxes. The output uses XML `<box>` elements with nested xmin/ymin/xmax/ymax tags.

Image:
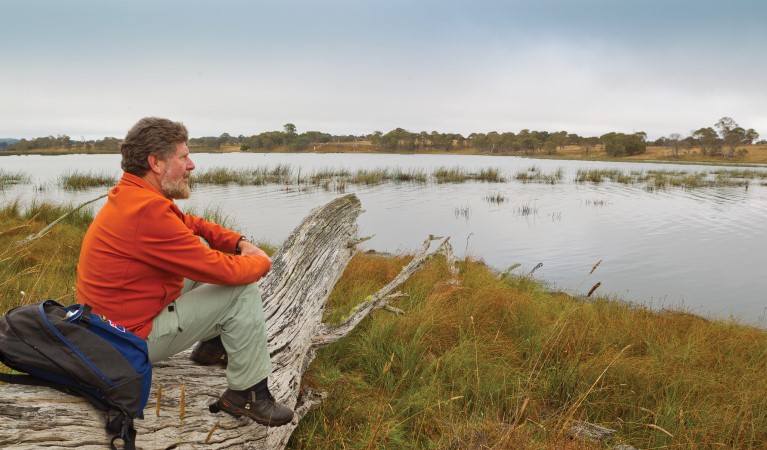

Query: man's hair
<box><xmin>121</xmin><ymin>117</ymin><xmax>189</xmax><ymax>176</ymax></box>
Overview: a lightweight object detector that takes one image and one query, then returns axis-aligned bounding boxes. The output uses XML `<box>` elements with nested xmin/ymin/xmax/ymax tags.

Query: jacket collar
<box><xmin>118</xmin><ymin>172</ymin><xmax>166</xmax><ymax>198</ymax></box>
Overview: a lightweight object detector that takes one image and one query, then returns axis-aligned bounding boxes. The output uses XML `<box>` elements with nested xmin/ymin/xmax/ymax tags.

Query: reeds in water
<box><xmin>434</xmin><ymin>166</ymin><xmax>505</xmax><ymax>183</ymax></box>
<box><xmin>59</xmin><ymin>170</ymin><xmax>117</xmax><ymax>190</ymax></box>
<box><xmin>177</xmin><ymin>163</ymin><xmax>767</xmax><ymax>193</ymax></box>
<box><xmin>484</xmin><ymin>191</ymin><xmax>507</xmax><ymax>204</ymax></box>
<box><xmin>392</xmin><ymin>168</ymin><xmax>428</xmax><ymax>183</ymax></box>
<box><xmin>514</xmin><ymin>166</ymin><xmax>563</xmax><ymax>184</ymax></box>
<box><xmin>453</xmin><ymin>205</ymin><xmax>471</xmax><ymax>220</ymax></box>
<box><xmin>350</xmin><ymin>168</ymin><xmax>390</xmax><ymax>185</ymax></box>
<box><xmin>434</xmin><ymin>166</ymin><xmax>469</xmax><ymax>183</ymax></box>
<box><xmin>516</xmin><ymin>203</ymin><xmax>539</xmax><ymax>216</ymax></box>
<box><xmin>194</xmin><ymin>165</ymin><xmax>293</xmax><ymax>186</ymax></box>
<box><xmin>575</xmin><ymin>168</ymin><xmax>625</xmax><ymax>183</ymax></box>
<box><xmin>0</xmin><ymin>170</ymin><xmax>30</xmax><ymax>189</ymax></box>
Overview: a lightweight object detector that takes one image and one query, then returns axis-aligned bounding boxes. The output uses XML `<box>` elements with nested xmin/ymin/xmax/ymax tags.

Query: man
<box><xmin>77</xmin><ymin>117</ymin><xmax>293</xmax><ymax>426</ymax></box>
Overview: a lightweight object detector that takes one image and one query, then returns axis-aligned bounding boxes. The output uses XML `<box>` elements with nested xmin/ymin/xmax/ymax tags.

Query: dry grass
<box><xmin>291</xmin><ymin>253</ymin><xmax>767</xmax><ymax>449</ymax></box>
<box><xmin>554</xmin><ymin>143</ymin><xmax>767</xmax><ymax>165</ymax></box>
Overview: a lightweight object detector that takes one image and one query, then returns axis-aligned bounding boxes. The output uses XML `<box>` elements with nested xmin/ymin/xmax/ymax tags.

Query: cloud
<box><xmin>1</xmin><ymin>0</ymin><xmax>766</xmax><ymax>139</ymax></box>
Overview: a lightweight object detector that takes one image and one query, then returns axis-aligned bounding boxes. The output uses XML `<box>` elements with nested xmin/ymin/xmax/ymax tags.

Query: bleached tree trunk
<box><xmin>0</xmin><ymin>194</ymin><xmax>452</xmax><ymax>449</ymax></box>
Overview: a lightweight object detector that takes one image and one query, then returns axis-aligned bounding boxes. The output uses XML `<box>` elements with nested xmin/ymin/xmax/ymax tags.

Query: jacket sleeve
<box><xmin>182</xmin><ymin>212</ymin><xmax>242</xmax><ymax>253</ymax></box>
<box><xmin>132</xmin><ymin>199</ymin><xmax>270</xmax><ymax>285</ymax></box>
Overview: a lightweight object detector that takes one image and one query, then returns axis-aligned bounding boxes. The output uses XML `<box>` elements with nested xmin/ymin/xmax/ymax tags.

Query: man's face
<box><xmin>158</xmin><ymin>142</ymin><xmax>195</xmax><ymax>199</ymax></box>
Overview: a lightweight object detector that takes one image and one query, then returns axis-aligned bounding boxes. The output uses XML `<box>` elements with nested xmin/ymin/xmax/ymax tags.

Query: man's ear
<box><xmin>147</xmin><ymin>154</ymin><xmax>163</xmax><ymax>175</ymax></box>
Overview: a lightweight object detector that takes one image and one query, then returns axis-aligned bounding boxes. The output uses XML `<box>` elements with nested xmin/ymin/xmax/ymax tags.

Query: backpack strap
<box><xmin>80</xmin><ymin>304</ymin><xmax>92</xmax><ymax>327</ymax></box>
<box><xmin>107</xmin><ymin>413</ymin><xmax>137</xmax><ymax>450</ymax></box>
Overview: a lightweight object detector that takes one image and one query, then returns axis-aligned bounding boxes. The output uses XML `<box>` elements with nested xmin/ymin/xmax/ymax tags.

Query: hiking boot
<box><xmin>210</xmin><ymin>386</ymin><xmax>294</xmax><ymax>427</ymax></box>
<box><xmin>190</xmin><ymin>336</ymin><xmax>228</xmax><ymax>367</ymax></box>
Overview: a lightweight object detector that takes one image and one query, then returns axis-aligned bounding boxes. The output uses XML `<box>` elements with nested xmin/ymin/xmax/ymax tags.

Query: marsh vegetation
<box><xmin>0</xmin><ymin>170</ymin><xmax>30</xmax><ymax>189</ymax></box>
<box><xmin>38</xmin><ymin>164</ymin><xmax>767</xmax><ymax>193</ymax></box>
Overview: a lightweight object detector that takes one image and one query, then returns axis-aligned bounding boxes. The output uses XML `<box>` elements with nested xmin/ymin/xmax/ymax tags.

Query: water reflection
<box><xmin>2</xmin><ymin>152</ymin><xmax>767</xmax><ymax>323</ymax></box>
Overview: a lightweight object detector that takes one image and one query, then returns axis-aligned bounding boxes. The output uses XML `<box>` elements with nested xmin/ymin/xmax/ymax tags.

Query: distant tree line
<box><xmin>366</xmin><ymin>117</ymin><xmax>761</xmax><ymax>158</ymax></box>
<box><xmin>654</xmin><ymin>117</ymin><xmax>761</xmax><ymax>158</ymax></box>
<box><xmin>369</xmin><ymin>128</ymin><xmax>647</xmax><ymax>157</ymax></box>
<box><xmin>2</xmin><ymin>117</ymin><xmax>762</xmax><ymax>159</ymax></box>
<box><xmin>237</xmin><ymin>123</ymin><xmax>359</xmax><ymax>152</ymax></box>
<box><xmin>5</xmin><ymin>135</ymin><xmax>120</xmax><ymax>152</ymax></box>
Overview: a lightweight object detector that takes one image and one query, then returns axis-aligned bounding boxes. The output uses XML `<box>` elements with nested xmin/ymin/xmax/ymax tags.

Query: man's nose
<box><xmin>187</xmin><ymin>157</ymin><xmax>195</xmax><ymax>170</ymax></box>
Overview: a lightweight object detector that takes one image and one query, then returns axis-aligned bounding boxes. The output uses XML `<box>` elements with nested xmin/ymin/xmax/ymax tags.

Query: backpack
<box><xmin>0</xmin><ymin>300</ymin><xmax>152</xmax><ymax>450</ymax></box>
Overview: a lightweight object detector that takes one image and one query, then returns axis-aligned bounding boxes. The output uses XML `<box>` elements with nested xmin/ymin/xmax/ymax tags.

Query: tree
<box><xmin>668</xmin><ymin>133</ymin><xmax>682</xmax><ymax>158</ymax></box>
<box><xmin>543</xmin><ymin>139</ymin><xmax>557</xmax><ymax>155</ymax></box>
<box><xmin>486</xmin><ymin>131</ymin><xmax>501</xmax><ymax>153</ymax></box>
<box><xmin>581</xmin><ymin>136</ymin><xmax>599</xmax><ymax>156</ymax></box>
<box><xmin>218</xmin><ymin>133</ymin><xmax>233</xmax><ymax>148</ymax></box>
<box><xmin>520</xmin><ymin>136</ymin><xmax>540</xmax><ymax>155</ymax></box>
<box><xmin>289</xmin><ymin>136</ymin><xmax>310</xmax><ymax>151</ymax></box>
<box><xmin>715</xmin><ymin>117</ymin><xmax>743</xmax><ymax>157</ymax></box>
<box><xmin>745</xmin><ymin>129</ymin><xmax>760</xmax><ymax>145</ymax></box>
<box><xmin>283</xmin><ymin>123</ymin><xmax>297</xmax><ymax>135</ymax></box>
<box><xmin>601</xmin><ymin>132</ymin><xmax>646</xmax><ymax>157</ymax></box>
<box><xmin>551</xmin><ymin>131</ymin><xmax>568</xmax><ymax>152</ymax></box>
<box><xmin>692</xmin><ymin>127</ymin><xmax>721</xmax><ymax>156</ymax></box>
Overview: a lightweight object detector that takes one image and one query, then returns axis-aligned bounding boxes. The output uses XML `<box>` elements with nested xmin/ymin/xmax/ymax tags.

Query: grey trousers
<box><xmin>146</xmin><ymin>278</ymin><xmax>272</xmax><ymax>390</ymax></box>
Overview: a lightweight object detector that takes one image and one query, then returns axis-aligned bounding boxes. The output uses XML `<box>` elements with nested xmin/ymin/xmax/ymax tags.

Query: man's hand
<box><xmin>238</xmin><ymin>241</ymin><xmax>271</xmax><ymax>262</ymax></box>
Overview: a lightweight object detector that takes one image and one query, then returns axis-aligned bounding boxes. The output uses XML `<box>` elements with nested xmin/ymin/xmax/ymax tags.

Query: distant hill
<box><xmin>0</xmin><ymin>138</ymin><xmax>19</xmax><ymax>145</ymax></box>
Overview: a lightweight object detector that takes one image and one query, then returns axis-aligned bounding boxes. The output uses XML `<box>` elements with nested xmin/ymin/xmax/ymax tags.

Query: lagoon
<box><xmin>2</xmin><ymin>152</ymin><xmax>767</xmax><ymax>323</ymax></box>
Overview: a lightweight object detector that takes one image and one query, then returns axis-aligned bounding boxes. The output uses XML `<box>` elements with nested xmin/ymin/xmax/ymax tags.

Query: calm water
<box><xmin>3</xmin><ymin>152</ymin><xmax>767</xmax><ymax>323</ymax></box>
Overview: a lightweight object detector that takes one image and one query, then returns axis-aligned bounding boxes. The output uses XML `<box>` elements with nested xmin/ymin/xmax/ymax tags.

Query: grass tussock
<box><xmin>434</xmin><ymin>166</ymin><xmax>506</xmax><ymax>183</ymax></box>
<box><xmin>193</xmin><ymin>164</ymin><xmax>293</xmax><ymax>186</ymax></box>
<box><xmin>515</xmin><ymin>165</ymin><xmax>564</xmax><ymax>184</ymax></box>
<box><xmin>59</xmin><ymin>170</ymin><xmax>118</xmax><ymax>190</ymax></box>
<box><xmin>3</xmin><ymin>204</ymin><xmax>767</xmax><ymax>449</ymax></box>
<box><xmin>0</xmin><ymin>169</ymin><xmax>31</xmax><ymax>189</ymax></box>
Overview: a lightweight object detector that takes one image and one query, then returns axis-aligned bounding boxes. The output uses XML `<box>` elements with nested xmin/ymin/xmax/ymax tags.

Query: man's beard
<box><xmin>160</xmin><ymin>172</ymin><xmax>191</xmax><ymax>199</ymax></box>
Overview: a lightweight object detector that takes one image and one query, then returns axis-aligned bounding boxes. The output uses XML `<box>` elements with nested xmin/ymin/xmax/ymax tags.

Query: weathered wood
<box><xmin>12</xmin><ymin>193</ymin><xmax>107</xmax><ymax>248</ymax></box>
<box><xmin>566</xmin><ymin>419</ymin><xmax>618</xmax><ymax>441</ymax></box>
<box><xmin>0</xmin><ymin>193</ymin><xmax>451</xmax><ymax>449</ymax></box>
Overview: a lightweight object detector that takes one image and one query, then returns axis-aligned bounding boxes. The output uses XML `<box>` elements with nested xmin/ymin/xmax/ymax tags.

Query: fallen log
<box><xmin>0</xmin><ymin>193</ymin><xmax>452</xmax><ymax>449</ymax></box>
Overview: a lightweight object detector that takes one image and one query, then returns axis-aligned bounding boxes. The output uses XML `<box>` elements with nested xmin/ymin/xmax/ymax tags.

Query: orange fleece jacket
<box><xmin>76</xmin><ymin>173</ymin><xmax>271</xmax><ymax>338</ymax></box>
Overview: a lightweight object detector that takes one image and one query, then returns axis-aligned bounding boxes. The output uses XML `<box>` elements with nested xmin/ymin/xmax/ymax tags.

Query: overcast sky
<box><xmin>1</xmin><ymin>0</ymin><xmax>765</xmax><ymax>140</ymax></box>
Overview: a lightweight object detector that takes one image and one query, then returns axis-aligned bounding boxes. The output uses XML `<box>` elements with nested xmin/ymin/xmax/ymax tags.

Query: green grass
<box><xmin>3</xmin><ymin>201</ymin><xmax>767</xmax><ymax>449</ymax></box>
<box><xmin>59</xmin><ymin>170</ymin><xmax>117</xmax><ymax>190</ymax></box>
